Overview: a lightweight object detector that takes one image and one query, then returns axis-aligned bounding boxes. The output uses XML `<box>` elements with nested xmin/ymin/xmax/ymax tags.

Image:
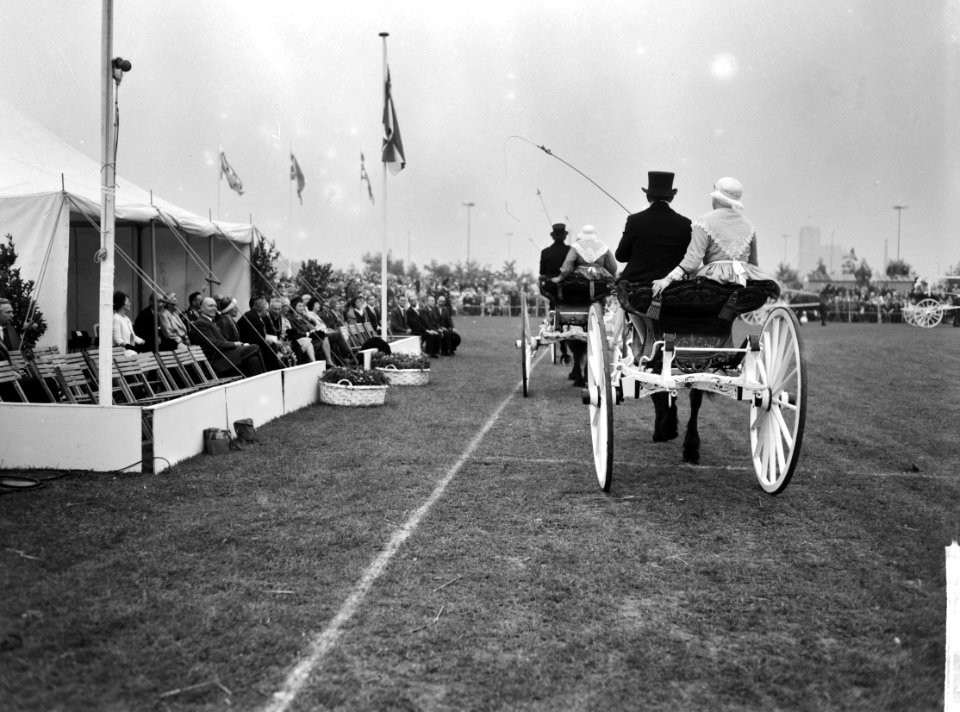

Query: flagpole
<box><xmin>97</xmin><ymin>0</ymin><xmax>116</xmax><ymax>405</ymax></box>
<box><xmin>379</xmin><ymin>31</ymin><xmax>389</xmax><ymax>341</ymax></box>
<box><xmin>288</xmin><ymin>141</ymin><xmax>294</xmax><ymax>280</ymax></box>
<box><xmin>217</xmin><ymin>141</ymin><xmax>222</xmax><ymax>220</ymax></box>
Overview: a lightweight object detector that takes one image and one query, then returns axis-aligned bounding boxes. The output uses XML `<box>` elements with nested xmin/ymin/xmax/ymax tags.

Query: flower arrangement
<box><xmin>370</xmin><ymin>352</ymin><xmax>431</xmax><ymax>370</ymax></box>
<box><xmin>320</xmin><ymin>366</ymin><xmax>389</xmax><ymax>386</ymax></box>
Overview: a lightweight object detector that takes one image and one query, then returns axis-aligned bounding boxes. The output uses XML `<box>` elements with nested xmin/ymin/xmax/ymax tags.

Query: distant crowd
<box><xmin>111</xmin><ymin>285</ymin><xmax>461</xmax><ymax>380</ymax></box>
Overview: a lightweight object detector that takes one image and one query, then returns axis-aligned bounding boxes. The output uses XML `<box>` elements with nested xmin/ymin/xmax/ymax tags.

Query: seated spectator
<box><xmin>388</xmin><ymin>294</ymin><xmax>409</xmax><ymax>337</ymax></box>
<box><xmin>133</xmin><ymin>294</ymin><xmax>163</xmax><ymax>352</ymax></box>
<box><xmin>113</xmin><ymin>290</ymin><xmax>145</xmax><ymax>356</ymax></box>
<box><xmin>191</xmin><ymin>297</ymin><xmax>265</xmax><ymax>377</ymax></box>
<box><xmin>405</xmin><ymin>291</ymin><xmax>442</xmax><ymax>357</ymax></box>
<box><xmin>215</xmin><ymin>296</ymin><xmax>242</xmax><ymax>342</ymax></box>
<box><xmin>364</xmin><ymin>294</ymin><xmax>382</xmax><ymax>331</ymax></box>
<box><xmin>288</xmin><ymin>297</ymin><xmax>333</xmax><ymax>364</ymax></box>
<box><xmin>311</xmin><ymin>296</ymin><xmax>356</xmax><ymax>365</ymax></box>
<box><xmin>185</xmin><ymin>291</ymin><xmax>204</xmax><ymax>322</ymax></box>
<box><xmin>158</xmin><ymin>292</ymin><xmax>190</xmax><ymax>351</ymax></box>
<box><xmin>423</xmin><ymin>295</ymin><xmax>454</xmax><ymax>356</ymax></box>
<box><xmin>436</xmin><ymin>294</ymin><xmax>461</xmax><ymax>355</ymax></box>
<box><xmin>0</xmin><ymin>296</ymin><xmax>45</xmax><ymax>402</ymax></box>
<box><xmin>238</xmin><ymin>296</ymin><xmax>283</xmax><ymax>371</ymax></box>
<box><xmin>344</xmin><ymin>295</ymin><xmax>366</xmax><ymax>325</ymax></box>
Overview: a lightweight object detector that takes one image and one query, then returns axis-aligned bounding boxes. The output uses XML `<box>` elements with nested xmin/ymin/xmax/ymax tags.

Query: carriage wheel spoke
<box><xmin>772</xmin><ymin>407</ymin><xmax>794</xmax><ymax>448</ymax></box>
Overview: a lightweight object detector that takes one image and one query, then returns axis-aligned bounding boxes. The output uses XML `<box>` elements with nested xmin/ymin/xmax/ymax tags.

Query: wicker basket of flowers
<box><xmin>370</xmin><ymin>352</ymin><xmax>431</xmax><ymax>386</ymax></box>
<box><xmin>319</xmin><ymin>367</ymin><xmax>389</xmax><ymax>406</ymax></box>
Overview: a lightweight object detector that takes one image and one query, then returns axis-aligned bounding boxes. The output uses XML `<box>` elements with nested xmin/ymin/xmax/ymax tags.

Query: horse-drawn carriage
<box><xmin>520</xmin><ymin>274</ymin><xmax>807</xmax><ymax>495</ymax></box>
<box><xmin>516</xmin><ymin>275</ymin><xmax>613</xmax><ymax>397</ymax></box>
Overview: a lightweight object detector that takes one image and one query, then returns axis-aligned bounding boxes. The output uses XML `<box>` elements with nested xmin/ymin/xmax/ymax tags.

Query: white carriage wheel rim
<box><xmin>520</xmin><ymin>294</ymin><xmax>530</xmax><ymax>396</ymax></box>
<box><xmin>915</xmin><ymin>298</ymin><xmax>943</xmax><ymax>328</ymax></box>
<box><xmin>750</xmin><ymin>307</ymin><xmax>805</xmax><ymax>493</ymax></box>
<box><xmin>587</xmin><ymin>303</ymin><xmax>613</xmax><ymax>490</ymax></box>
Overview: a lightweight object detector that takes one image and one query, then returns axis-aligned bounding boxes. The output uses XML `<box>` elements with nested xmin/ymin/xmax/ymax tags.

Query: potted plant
<box><xmin>370</xmin><ymin>352</ymin><xmax>431</xmax><ymax>386</ymax></box>
<box><xmin>319</xmin><ymin>366</ymin><xmax>389</xmax><ymax>406</ymax></box>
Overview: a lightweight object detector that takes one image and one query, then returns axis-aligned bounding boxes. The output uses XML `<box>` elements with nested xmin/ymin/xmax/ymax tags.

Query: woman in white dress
<box><xmin>652</xmin><ymin>177</ymin><xmax>776</xmax><ymax>296</ymax></box>
<box><xmin>551</xmin><ymin>225</ymin><xmax>618</xmax><ymax>285</ymax></box>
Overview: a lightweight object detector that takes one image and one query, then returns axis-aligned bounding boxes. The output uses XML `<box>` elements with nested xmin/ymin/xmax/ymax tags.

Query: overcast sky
<box><xmin>2</xmin><ymin>0</ymin><xmax>958</xmax><ymax>278</ymax></box>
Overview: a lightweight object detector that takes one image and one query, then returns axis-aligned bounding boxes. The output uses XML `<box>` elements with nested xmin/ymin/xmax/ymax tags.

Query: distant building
<box><xmin>797</xmin><ymin>225</ymin><xmax>846</xmax><ymax>277</ymax></box>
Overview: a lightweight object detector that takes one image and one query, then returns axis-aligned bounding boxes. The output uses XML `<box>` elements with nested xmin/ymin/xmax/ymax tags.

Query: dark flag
<box><xmin>382</xmin><ymin>67</ymin><xmax>406</xmax><ymax>174</ymax></box>
<box><xmin>360</xmin><ymin>151</ymin><xmax>375</xmax><ymax>204</ymax></box>
<box><xmin>219</xmin><ymin>151</ymin><xmax>244</xmax><ymax>195</ymax></box>
<box><xmin>290</xmin><ymin>153</ymin><xmax>305</xmax><ymax>204</ymax></box>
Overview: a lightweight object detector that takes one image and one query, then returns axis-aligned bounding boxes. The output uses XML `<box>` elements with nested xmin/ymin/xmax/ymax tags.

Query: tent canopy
<box><xmin>0</xmin><ymin>100</ymin><xmax>259</xmax><ymax>349</ymax></box>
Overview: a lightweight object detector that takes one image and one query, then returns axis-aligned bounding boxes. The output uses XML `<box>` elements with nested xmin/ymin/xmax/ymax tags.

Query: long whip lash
<box><xmin>508</xmin><ymin>136</ymin><xmax>631</xmax><ymax>214</ymax></box>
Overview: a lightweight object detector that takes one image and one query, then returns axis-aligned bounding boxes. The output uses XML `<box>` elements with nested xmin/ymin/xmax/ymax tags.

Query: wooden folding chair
<box><xmin>0</xmin><ymin>360</ymin><xmax>29</xmax><ymax>402</ymax></box>
<box><xmin>156</xmin><ymin>350</ymin><xmax>209</xmax><ymax>391</ymax></box>
<box><xmin>136</xmin><ymin>353</ymin><xmax>200</xmax><ymax>398</ymax></box>
<box><xmin>177</xmin><ymin>345</ymin><xmax>242</xmax><ymax>386</ymax></box>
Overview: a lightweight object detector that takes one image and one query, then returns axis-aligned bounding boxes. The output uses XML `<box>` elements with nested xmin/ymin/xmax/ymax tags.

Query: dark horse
<box><xmin>651</xmin><ymin>390</ymin><xmax>704</xmax><ymax>464</ymax></box>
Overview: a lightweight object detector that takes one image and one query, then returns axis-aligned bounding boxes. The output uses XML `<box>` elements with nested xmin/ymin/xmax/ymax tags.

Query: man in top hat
<box><xmin>615</xmin><ymin>171</ymin><xmax>692</xmax><ymax>443</ymax></box>
<box><xmin>539</xmin><ymin>223</ymin><xmax>570</xmax><ymax>284</ymax></box>
<box><xmin>538</xmin><ymin>222</ymin><xmax>572</xmax><ymax>364</ymax></box>
<box><xmin>616</xmin><ymin>171</ymin><xmax>692</xmax><ymax>285</ymax></box>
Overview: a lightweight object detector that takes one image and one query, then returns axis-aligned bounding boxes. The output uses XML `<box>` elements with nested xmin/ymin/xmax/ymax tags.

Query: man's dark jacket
<box><xmin>615</xmin><ymin>201</ymin><xmax>692</xmax><ymax>285</ymax></box>
<box><xmin>539</xmin><ymin>241</ymin><xmax>569</xmax><ymax>278</ymax></box>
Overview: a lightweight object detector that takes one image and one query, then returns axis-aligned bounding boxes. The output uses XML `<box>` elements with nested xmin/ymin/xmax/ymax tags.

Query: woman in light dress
<box><xmin>550</xmin><ymin>225</ymin><xmax>618</xmax><ymax>285</ymax></box>
<box><xmin>652</xmin><ymin>177</ymin><xmax>776</xmax><ymax>296</ymax></box>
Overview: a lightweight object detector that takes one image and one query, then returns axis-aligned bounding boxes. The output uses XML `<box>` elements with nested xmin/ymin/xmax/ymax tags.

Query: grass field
<box><xmin>2</xmin><ymin>317</ymin><xmax>959</xmax><ymax>711</ymax></box>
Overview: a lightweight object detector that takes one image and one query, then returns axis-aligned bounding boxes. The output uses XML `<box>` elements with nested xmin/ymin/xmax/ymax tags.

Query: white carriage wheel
<box><xmin>586</xmin><ymin>302</ymin><xmax>614</xmax><ymax>491</ymax></box>
<box><xmin>750</xmin><ymin>306</ymin><xmax>807</xmax><ymax>494</ymax></box>
<box><xmin>740</xmin><ymin>300</ymin><xmax>772</xmax><ymax>326</ymax></box>
<box><xmin>914</xmin><ymin>298</ymin><xmax>944</xmax><ymax>328</ymax></box>
<box><xmin>520</xmin><ymin>294</ymin><xmax>532</xmax><ymax>397</ymax></box>
<box><xmin>903</xmin><ymin>304</ymin><xmax>916</xmax><ymax>326</ymax></box>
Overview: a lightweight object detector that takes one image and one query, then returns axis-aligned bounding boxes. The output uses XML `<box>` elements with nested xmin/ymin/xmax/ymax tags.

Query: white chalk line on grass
<box><xmin>261</xmin><ymin>350</ymin><xmax>548</xmax><ymax>712</ymax></box>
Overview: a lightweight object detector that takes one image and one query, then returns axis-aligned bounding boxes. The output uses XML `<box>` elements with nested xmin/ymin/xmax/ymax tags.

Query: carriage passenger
<box><xmin>651</xmin><ymin>177</ymin><xmax>777</xmax><ymax>297</ymax></box>
<box><xmin>550</xmin><ymin>225</ymin><xmax>617</xmax><ymax>286</ymax></box>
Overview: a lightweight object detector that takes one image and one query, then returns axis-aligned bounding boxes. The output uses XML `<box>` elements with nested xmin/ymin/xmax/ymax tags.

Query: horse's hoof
<box><xmin>572</xmin><ymin>379</ymin><xmax>586</xmax><ymax>388</ymax></box>
<box><xmin>683</xmin><ymin>436</ymin><xmax>700</xmax><ymax>464</ymax></box>
<box><xmin>568</xmin><ymin>371</ymin><xmax>578</xmax><ymax>380</ymax></box>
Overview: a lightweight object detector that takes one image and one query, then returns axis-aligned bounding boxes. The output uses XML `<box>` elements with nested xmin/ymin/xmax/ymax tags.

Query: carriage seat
<box><xmin>539</xmin><ymin>274</ymin><xmax>614</xmax><ymax>327</ymax></box>
<box><xmin>614</xmin><ymin>277</ymin><xmax>780</xmax><ymax>371</ymax></box>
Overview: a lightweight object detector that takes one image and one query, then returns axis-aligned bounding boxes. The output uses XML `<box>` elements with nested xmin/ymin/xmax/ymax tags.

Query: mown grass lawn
<box><xmin>1</xmin><ymin>317</ymin><xmax>959</xmax><ymax>711</ymax></box>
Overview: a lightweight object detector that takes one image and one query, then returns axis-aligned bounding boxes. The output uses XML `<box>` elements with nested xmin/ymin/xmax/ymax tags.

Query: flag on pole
<box><xmin>219</xmin><ymin>151</ymin><xmax>244</xmax><ymax>195</ymax></box>
<box><xmin>360</xmin><ymin>151</ymin><xmax>375</xmax><ymax>204</ymax></box>
<box><xmin>382</xmin><ymin>67</ymin><xmax>406</xmax><ymax>174</ymax></box>
<box><xmin>290</xmin><ymin>153</ymin><xmax>305</xmax><ymax>204</ymax></box>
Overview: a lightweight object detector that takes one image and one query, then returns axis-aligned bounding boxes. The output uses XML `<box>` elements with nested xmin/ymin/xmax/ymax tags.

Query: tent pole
<box><xmin>151</xmin><ymin>220</ymin><xmax>158</xmax><ymax>352</ymax></box>
<box><xmin>97</xmin><ymin>0</ymin><xmax>116</xmax><ymax>405</ymax></box>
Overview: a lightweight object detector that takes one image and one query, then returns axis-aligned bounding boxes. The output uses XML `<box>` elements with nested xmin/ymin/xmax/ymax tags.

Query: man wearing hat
<box><xmin>538</xmin><ymin>222</ymin><xmax>572</xmax><ymax>365</ymax></box>
<box><xmin>192</xmin><ymin>297</ymin><xmax>265</xmax><ymax>378</ymax></box>
<box><xmin>615</xmin><ymin>171</ymin><xmax>693</xmax><ymax>442</ymax></box>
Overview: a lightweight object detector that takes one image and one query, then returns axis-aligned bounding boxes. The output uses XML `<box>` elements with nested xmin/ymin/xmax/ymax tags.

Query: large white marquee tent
<box><xmin>0</xmin><ymin>99</ymin><xmax>258</xmax><ymax>351</ymax></box>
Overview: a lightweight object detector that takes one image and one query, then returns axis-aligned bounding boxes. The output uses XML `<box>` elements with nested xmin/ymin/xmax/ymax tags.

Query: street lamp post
<box><xmin>505</xmin><ymin>231</ymin><xmax>514</xmax><ymax>260</ymax></box>
<box><xmin>462</xmin><ymin>201</ymin><xmax>475</xmax><ymax>264</ymax></box>
<box><xmin>892</xmin><ymin>205</ymin><xmax>908</xmax><ymax>261</ymax></box>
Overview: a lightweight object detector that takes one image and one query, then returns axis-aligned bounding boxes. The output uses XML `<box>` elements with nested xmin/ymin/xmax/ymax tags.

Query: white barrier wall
<box><xmin>390</xmin><ymin>336</ymin><xmax>421</xmax><ymax>354</ymax></box>
<box><xmin>148</xmin><ymin>386</ymin><xmax>228</xmax><ymax>473</ymax></box>
<box><xmin>0</xmin><ymin>403</ymin><xmax>143</xmax><ymax>472</ymax></box>
<box><xmin>224</xmin><ymin>371</ymin><xmax>285</xmax><ymax>428</ymax></box>
<box><xmin>282</xmin><ymin>361</ymin><xmax>326</xmax><ymax>414</ymax></box>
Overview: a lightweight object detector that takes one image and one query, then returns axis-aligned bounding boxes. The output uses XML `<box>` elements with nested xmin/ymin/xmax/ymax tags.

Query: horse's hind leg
<box><xmin>651</xmin><ymin>392</ymin><xmax>678</xmax><ymax>442</ymax></box>
<box><xmin>683</xmin><ymin>390</ymin><xmax>703</xmax><ymax>464</ymax></box>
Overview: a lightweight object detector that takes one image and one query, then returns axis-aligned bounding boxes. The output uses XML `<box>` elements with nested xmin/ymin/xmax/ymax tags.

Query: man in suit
<box><xmin>423</xmin><ymin>295</ymin><xmax>454</xmax><ymax>355</ymax></box>
<box><xmin>436</xmin><ymin>294</ymin><xmax>461</xmax><ymax>355</ymax></box>
<box><xmin>539</xmin><ymin>223</ymin><xmax>572</xmax><ymax>365</ymax></box>
<box><xmin>364</xmin><ymin>294</ymin><xmax>381</xmax><ymax>332</ymax></box>
<box><xmin>405</xmin><ymin>291</ymin><xmax>442</xmax><ymax>357</ymax></box>
<box><xmin>615</xmin><ymin>171</ymin><xmax>692</xmax><ymax>443</ymax></box>
<box><xmin>0</xmin><ymin>298</ymin><xmax>20</xmax><ymax>361</ymax></box>
<box><xmin>238</xmin><ymin>297</ymin><xmax>282</xmax><ymax>370</ymax></box>
<box><xmin>388</xmin><ymin>294</ymin><xmax>409</xmax><ymax>336</ymax></box>
<box><xmin>192</xmin><ymin>297</ymin><xmax>265</xmax><ymax>378</ymax></box>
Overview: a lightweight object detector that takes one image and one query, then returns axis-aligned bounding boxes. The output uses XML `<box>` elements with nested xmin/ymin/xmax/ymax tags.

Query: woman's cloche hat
<box><xmin>710</xmin><ymin>177</ymin><xmax>744</xmax><ymax>210</ymax></box>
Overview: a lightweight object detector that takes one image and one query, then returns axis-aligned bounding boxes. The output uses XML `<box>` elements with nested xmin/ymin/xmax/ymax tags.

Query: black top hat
<box><xmin>642</xmin><ymin>171</ymin><xmax>677</xmax><ymax>199</ymax></box>
<box><xmin>550</xmin><ymin>223</ymin><xmax>568</xmax><ymax>237</ymax></box>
